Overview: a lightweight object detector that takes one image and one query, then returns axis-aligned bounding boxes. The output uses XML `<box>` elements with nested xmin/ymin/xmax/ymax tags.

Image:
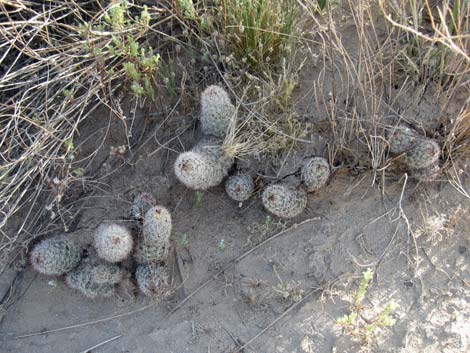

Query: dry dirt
<box><xmin>0</xmin><ymin>101</ymin><xmax>468</xmax><ymax>352</ymax></box>
<box><xmin>0</xmin><ymin>5</ymin><xmax>469</xmax><ymax>352</ymax></box>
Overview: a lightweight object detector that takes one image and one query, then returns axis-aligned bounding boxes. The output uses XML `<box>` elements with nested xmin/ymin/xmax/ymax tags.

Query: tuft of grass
<box><xmin>220</xmin><ymin>0</ymin><xmax>296</xmax><ymax>74</ymax></box>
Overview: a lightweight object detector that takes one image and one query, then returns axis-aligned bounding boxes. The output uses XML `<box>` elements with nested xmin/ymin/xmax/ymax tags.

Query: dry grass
<box><xmin>293</xmin><ymin>0</ymin><xmax>470</xmax><ymax>182</ymax></box>
<box><xmin>0</xmin><ymin>1</ymin><xmax>174</xmax><ymax>269</ymax></box>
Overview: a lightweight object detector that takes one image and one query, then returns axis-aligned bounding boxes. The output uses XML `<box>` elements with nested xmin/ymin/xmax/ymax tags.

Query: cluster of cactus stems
<box><xmin>31</xmin><ymin>204</ymin><xmax>174</xmax><ymax>299</ymax></box>
<box><xmin>29</xmin><ymin>85</ymin><xmax>334</xmax><ymax>299</ymax></box>
<box><xmin>388</xmin><ymin>125</ymin><xmax>441</xmax><ymax>179</ymax></box>
<box><xmin>174</xmin><ymin>86</ymin><xmax>235</xmax><ymax>191</ymax></box>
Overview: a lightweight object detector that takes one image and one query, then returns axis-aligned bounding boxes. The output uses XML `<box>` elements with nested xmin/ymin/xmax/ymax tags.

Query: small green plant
<box><xmin>317</xmin><ymin>0</ymin><xmax>327</xmax><ymax>10</ymax></box>
<box><xmin>218</xmin><ymin>239</ymin><xmax>226</xmax><ymax>251</ymax></box>
<box><xmin>194</xmin><ymin>191</ymin><xmax>204</xmax><ymax>208</ymax></box>
<box><xmin>179</xmin><ymin>234</ymin><xmax>189</xmax><ymax>247</ymax></box>
<box><xmin>177</xmin><ymin>0</ymin><xmax>198</xmax><ymax>21</ymax></box>
<box><xmin>220</xmin><ymin>0</ymin><xmax>296</xmax><ymax>73</ymax></box>
<box><xmin>336</xmin><ymin>269</ymin><xmax>399</xmax><ymax>347</ymax></box>
<box><xmin>86</xmin><ymin>2</ymin><xmax>160</xmax><ymax>100</ymax></box>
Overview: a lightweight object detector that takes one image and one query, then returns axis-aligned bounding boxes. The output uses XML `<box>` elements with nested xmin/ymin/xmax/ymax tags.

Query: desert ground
<box><xmin>0</xmin><ymin>1</ymin><xmax>469</xmax><ymax>353</ymax></box>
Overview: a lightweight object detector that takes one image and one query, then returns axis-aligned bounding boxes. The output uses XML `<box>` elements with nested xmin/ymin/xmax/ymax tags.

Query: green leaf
<box><xmin>318</xmin><ymin>0</ymin><xmax>327</xmax><ymax>10</ymax></box>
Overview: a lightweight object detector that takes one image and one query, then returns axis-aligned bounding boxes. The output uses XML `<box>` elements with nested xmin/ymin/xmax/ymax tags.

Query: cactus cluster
<box><xmin>134</xmin><ymin>206</ymin><xmax>172</xmax><ymax>264</ymax></box>
<box><xmin>388</xmin><ymin>125</ymin><xmax>441</xmax><ymax>178</ymax></box>
<box><xmin>225</xmin><ymin>174</ymin><xmax>255</xmax><ymax>202</ymax></box>
<box><xmin>262</xmin><ymin>183</ymin><xmax>307</xmax><ymax>219</ymax></box>
<box><xmin>66</xmin><ymin>263</ymin><xmax>121</xmax><ymax>298</ymax></box>
<box><xmin>200</xmin><ymin>85</ymin><xmax>236</xmax><ymax>138</ymax></box>
<box><xmin>135</xmin><ymin>263</ymin><xmax>172</xmax><ymax>299</ymax></box>
<box><xmin>301</xmin><ymin>157</ymin><xmax>330</xmax><ymax>192</ymax></box>
<box><xmin>94</xmin><ymin>223</ymin><xmax>133</xmax><ymax>263</ymax></box>
<box><xmin>404</xmin><ymin>139</ymin><xmax>440</xmax><ymax>170</ymax></box>
<box><xmin>174</xmin><ymin>85</ymin><xmax>236</xmax><ymax>191</ymax></box>
<box><xmin>388</xmin><ymin>125</ymin><xmax>418</xmax><ymax>154</ymax></box>
<box><xmin>30</xmin><ymin>236</ymin><xmax>81</xmax><ymax>276</ymax></box>
<box><xmin>174</xmin><ymin>148</ymin><xmax>230</xmax><ymax>190</ymax></box>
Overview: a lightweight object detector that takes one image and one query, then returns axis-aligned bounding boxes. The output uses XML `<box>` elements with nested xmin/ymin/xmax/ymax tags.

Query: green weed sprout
<box><xmin>336</xmin><ymin>269</ymin><xmax>398</xmax><ymax>347</ymax></box>
<box><xmin>90</xmin><ymin>2</ymin><xmax>160</xmax><ymax>100</ymax></box>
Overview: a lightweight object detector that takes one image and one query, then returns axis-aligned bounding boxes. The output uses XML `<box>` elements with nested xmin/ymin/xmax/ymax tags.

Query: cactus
<box><xmin>30</xmin><ymin>236</ymin><xmax>81</xmax><ymax>276</ymax></box>
<box><xmin>388</xmin><ymin>125</ymin><xmax>418</xmax><ymax>155</ymax></box>
<box><xmin>200</xmin><ymin>85</ymin><xmax>236</xmax><ymax>138</ymax></box>
<box><xmin>225</xmin><ymin>174</ymin><xmax>255</xmax><ymax>202</ymax></box>
<box><xmin>66</xmin><ymin>265</ymin><xmax>116</xmax><ymax>299</ymax></box>
<box><xmin>143</xmin><ymin>206</ymin><xmax>172</xmax><ymax>242</ymax></box>
<box><xmin>134</xmin><ymin>238</ymin><xmax>170</xmax><ymax>264</ymax></box>
<box><xmin>301</xmin><ymin>157</ymin><xmax>330</xmax><ymax>192</ymax></box>
<box><xmin>174</xmin><ymin>151</ymin><xmax>226</xmax><ymax>190</ymax></box>
<box><xmin>193</xmin><ymin>137</ymin><xmax>233</xmax><ymax>173</ymax></box>
<box><xmin>90</xmin><ymin>263</ymin><xmax>123</xmax><ymax>285</ymax></box>
<box><xmin>404</xmin><ymin>139</ymin><xmax>440</xmax><ymax>170</ymax></box>
<box><xmin>130</xmin><ymin>192</ymin><xmax>156</xmax><ymax>221</ymax></box>
<box><xmin>94</xmin><ymin>223</ymin><xmax>133</xmax><ymax>263</ymax></box>
<box><xmin>174</xmin><ymin>136</ymin><xmax>234</xmax><ymax>190</ymax></box>
<box><xmin>411</xmin><ymin>163</ymin><xmax>440</xmax><ymax>182</ymax></box>
<box><xmin>134</xmin><ymin>206</ymin><xmax>172</xmax><ymax>264</ymax></box>
<box><xmin>135</xmin><ymin>263</ymin><xmax>173</xmax><ymax>299</ymax></box>
<box><xmin>262</xmin><ymin>183</ymin><xmax>307</xmax><ymax>219</ymax></box>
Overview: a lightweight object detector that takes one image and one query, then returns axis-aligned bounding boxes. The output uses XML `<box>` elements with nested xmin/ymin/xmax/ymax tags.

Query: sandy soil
<box><xmin>0</xmin><ymin>4</ymin><xmax>469</xmax><ymax>352</ymax></box>
<box><xmin>0</xmin><ymin>105</ymin><xmax>468</xmax><ymax>353</ymax></box>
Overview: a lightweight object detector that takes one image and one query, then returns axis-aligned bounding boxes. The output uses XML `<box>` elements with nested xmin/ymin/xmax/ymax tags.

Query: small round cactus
<box><xmin>94</xmin><ymin>223</ymin><xmax>133</xmax><ymax>263</ymax></box>
<box><xmin>301</xmin><ymin>157</ymin><xmax>330</xmax><ymax>192</ymax></box>
<box><xmin>262</xmin><ymin>184</ymin><xmax>307</xmax><ymax>219</ymax></box>
<box><xmin>30</xmin><ymin>236</ymin><xmax>81</xmax><ymax>275</ymax></box>
<box><xmin>174</xmin><ymin>151</ymin><xmax>225</xmax><ymax>190</ymax></box>
<box><xmin>135</xmin><ymin>263</ymin><xmax>173</xmax><ymax>299</ymax></box>
<box><xmin>130</xmin><ymin>192</ymin><xmax>156</xmax><ymax>220</ymax></box>
<box><xmin>388</xmin><ymin>125</ymin><xmax>418</xmax><ymax>155</ymax></box>
<box><xmin>66</xmin><ymin>266</ymin><xmax>115</xmax><ymax>299</ymax></box>
<box><xmin>90</xmin><ymin>263</ymin><xmax>123</xmax><ymax>285</ymax></box>
<box><xmin>225</xmin><ymin>174</ymin><xmax>255</xmax><ymax>202</ymax></box>
<box><xmin>200</xmin><ymin>85</ymin><xmax>236</xmax><ymax>138</ymax></box>
<box><xmin>404</xmin><ymin>139</ymin><xmax>440</xmax><ymax>170</ymax></box>
<box><xmin>143</xmin><ymin>206</ymin><xmax>172</xmax><ymax>243</ymax></box>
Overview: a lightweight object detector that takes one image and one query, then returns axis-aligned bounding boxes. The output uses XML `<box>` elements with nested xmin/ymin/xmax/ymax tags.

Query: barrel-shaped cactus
<box><xmin>262</xmin><ymin>183</ymin><xmax>307</xmax><ymax>219</ymax></box>
<box><xmin>135</xmin><ymin>263</ymin><xmax>173</xmax><ymax>299</ymax></box>
<box><xmin>388</xmin><ymin>125</ymin><xmax>418</xmax><ymax>155</ymax></box>
<box><xmin>94</xmin><ymin>223</ymin><xmax>133</xmax><ymax>263</ymax></box>
<box><xmin>174</xmin><ymin>151</ymin><xmax>226</xmax><ymax>190</ymax></box>
<box><xmin>200</xmin><ymin>85</ymin><xmax>236</xmax><ymax>138</ymax></box>
<box><xmin>300</xmin><ymin>157</ymin><xmax>330</xmax><ymax>192</ymax></box>
<box><xmin>134</xmin><ymin>206</ymin><xmax>172</xmax><ymax>264</ymax></box>
<box><xmin>404</xmin><ymin>139</ymin><xmax>440</xmax><ymax>170</ymax></box>
<box><xmin>225</xmin><ymin>174</ymin><xmax>255</xmax><ymax>202</ymax></box>
<box><xmin>143</xmin><ymin>206</ymin><xmax>172</xmax><ymax>242</ymax></box>
<box><xmin>30</xmin><ymin>236</ymin><xmax>81</xmax><ymax>276</ymax></box>
<box><xmin>66</xmin><ymin>266</ymin><xmax>116</xmax><ymax>299</ymax></box>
